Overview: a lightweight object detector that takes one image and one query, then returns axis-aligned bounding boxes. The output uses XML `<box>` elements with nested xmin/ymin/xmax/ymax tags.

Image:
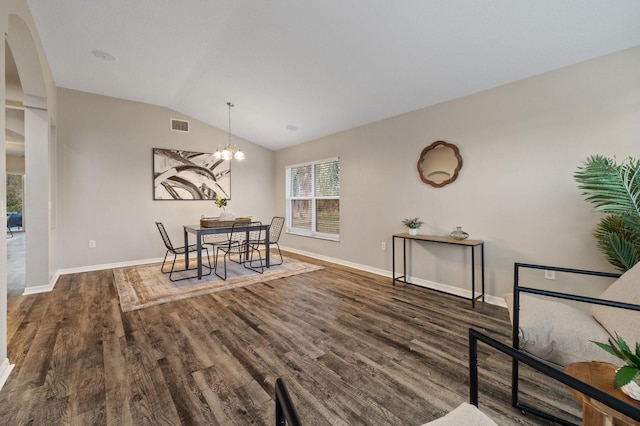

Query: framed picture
<box><xmin>153</xmin><ymin>148</ymin><xmax>230</xmax><ymax>200</ymax></box>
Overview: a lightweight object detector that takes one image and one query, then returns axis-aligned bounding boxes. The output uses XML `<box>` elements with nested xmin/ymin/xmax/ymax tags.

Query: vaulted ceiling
<box><xmin>24</xmin><ymin>1</ymin><xmax>640</xmax><ymax>150</ymax></box>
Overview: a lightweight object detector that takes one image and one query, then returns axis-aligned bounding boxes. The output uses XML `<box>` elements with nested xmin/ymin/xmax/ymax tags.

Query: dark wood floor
<box><xmin>0</xmin><ymin>253</ymin><xmax>580</xmax><ymax>425</ymax></box>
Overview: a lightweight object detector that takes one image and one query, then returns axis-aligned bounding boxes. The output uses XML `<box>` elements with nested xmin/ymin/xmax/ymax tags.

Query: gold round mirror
<box><xmin>417</xmin><ymin>141</ymin><xmax>463</xmax><ymax>188</ymax></box>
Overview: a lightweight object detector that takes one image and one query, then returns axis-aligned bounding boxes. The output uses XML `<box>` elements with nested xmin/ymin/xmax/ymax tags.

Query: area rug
<box><xmin>113</xmin><ymin>255</ymin><xmax>323</xmax><ymax>312</ymax></box>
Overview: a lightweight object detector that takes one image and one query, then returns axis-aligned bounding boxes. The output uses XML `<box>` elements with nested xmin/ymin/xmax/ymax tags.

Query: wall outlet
<box><xmin>381</xmin><ymin>242</ymin><xmax>386</xmax><ymax>250</ymax></box>
<box><xmin>544</xmin><ymin>270</ymin><xmax>555</xmax><ymax>280</ymax></box>
<box><xmin>88</xmin><ymin>240</ymin><xmax>96</xmax><ymax>248</ymax></box>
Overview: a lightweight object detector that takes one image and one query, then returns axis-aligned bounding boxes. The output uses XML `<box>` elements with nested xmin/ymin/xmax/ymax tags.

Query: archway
<box><xmin>1</xmin><ymin>13</ymin><xmax>51</xmax><ymax>387</ymax></box>
<box><xmin>6</xmin><ymin>14</ymin><xmax>50</xmax><ymax>292</ymax></box>
<box><xmin>5</xmin><ymin>40</ymin><xmax>26</xmax><ymax>296</ymax></box>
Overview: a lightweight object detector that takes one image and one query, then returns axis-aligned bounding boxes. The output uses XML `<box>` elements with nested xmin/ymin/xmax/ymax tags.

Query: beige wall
<box><xmin>275</xmin><ymin>46</ymin><xmax>640</xmax><ymax>302</ymax></box>
<box><xmin>56</xmin><ymin>88</ymin><xmax>275</xmax><ymax>269</ymax></box>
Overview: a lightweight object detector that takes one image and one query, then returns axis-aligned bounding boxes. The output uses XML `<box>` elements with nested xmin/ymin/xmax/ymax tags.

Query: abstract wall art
<box><xmin>153</xmin><ymin>148</ymin><xmax>230</xmax><ymax>200</ymax></box>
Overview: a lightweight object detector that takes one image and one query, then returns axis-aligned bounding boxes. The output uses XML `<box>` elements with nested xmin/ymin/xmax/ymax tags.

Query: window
<box><xmin>6</xmin><ymin>174</ymin><xmax>24</xmax><ymax>230</ymax></box>
<box><xmin>286</xmin><ymin>157</ymin><xmax>340</xmax><ymax>240</ymax></box>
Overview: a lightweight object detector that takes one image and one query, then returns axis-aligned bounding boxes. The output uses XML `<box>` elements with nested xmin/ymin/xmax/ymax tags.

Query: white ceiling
<box><xmin>26</xmin><ymin>0</ymin><xmax>640</xmax><ymax>151</ymax></box>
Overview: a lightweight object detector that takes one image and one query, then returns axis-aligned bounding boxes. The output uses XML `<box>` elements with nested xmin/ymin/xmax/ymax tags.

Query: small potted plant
<box><xmin>402</xmin><ymin>217</ymin><xmax>424</xmax><ymax>236</ymax></box>
<box><xmin>215</xmin><ymin>195</ymin><xmax>235</xmax><ymax>220</ymax></box>
<box><xmin>593</xmin><ymin>334</ymin><xmax>640</xmax><ymax>400</ymax></box>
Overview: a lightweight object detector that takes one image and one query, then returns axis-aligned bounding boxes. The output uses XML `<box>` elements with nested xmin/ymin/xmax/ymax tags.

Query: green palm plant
<box><xmin>574</xmin><ymin>155</ymin><xmax>640</xmax><ymax>272</ymax></box>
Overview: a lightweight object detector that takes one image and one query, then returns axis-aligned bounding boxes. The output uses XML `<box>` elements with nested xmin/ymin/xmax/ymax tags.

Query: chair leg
<box><xmin>214</xmin><ymin>247</ymin><xmax>228</xmax><ymax>280</ymax></box>
<box><xmin>244</xmin><ymin>247</ymin><xmax>264</xmax><ymax>274</ymax></box>
<box><xmin>270</xmin><ymin>243</ymin><xmax>284</xmax><ymax>266</ymax></box>
<box><xmin>160</xmin><ymin>250</ymin><xmax>172</xmax><ymax>274</ymax></box>
<box><xmin>169</xmin><ymin>247</ymin><xmax>212</xmax><ymax>281</ymax></box>
<box><xmin>201</xmin><ymin>247</ymin><xmax>212</xmax><ymax>272</ymax></box>
<box><xmin>168</xmin><ymin>253</ymin><xmax>180</xmax><ymax>281</ymax></box>
<box><xmin>229</xmin><ymin>243</ymin><xmax>244</xmax><ymax>265</ymax></box>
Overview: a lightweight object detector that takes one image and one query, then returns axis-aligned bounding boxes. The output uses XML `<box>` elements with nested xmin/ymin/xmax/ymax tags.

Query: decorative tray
<box><xmin>199</xmin><ymin>216</ymin><xmax>251</xmax><ymax>228</ymax></box>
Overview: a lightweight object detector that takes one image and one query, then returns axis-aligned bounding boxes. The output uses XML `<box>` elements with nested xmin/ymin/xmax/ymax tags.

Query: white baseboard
<box><xmin>0</xmin><ymin>358</ymin><xmax>15</xmax><ymax>391</ymax></box>
<box><xmin>20</xmin><ymin>249</ymin><xmax>507</xmax><ymax>308</ymax></box>
<box><xmin>281</xmin><ymin>246</ymin><xmax>506</xmax><ymax>308</ymax></box>
<box><xmin>22</xmin><ymin>256</ymin><xmax>166</xmax><ymax>295</ymax></box>
<box><xmin>56</xmin><ymin>257</ymin><xmax>166</xmax><ymax>276</ymax></box>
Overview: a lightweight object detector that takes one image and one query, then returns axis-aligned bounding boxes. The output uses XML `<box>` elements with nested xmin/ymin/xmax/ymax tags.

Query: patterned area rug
<box><xmin>113</xmin><ymin>255</ymin><xmax>323</xmax><ymax>312</ymax></box>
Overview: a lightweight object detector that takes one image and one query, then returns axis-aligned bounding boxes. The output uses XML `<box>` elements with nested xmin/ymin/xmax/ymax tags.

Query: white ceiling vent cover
<box><xmin>171</xmin><ymin>118</ymin><xmax>190</xmax><ymax>133</ymax></box>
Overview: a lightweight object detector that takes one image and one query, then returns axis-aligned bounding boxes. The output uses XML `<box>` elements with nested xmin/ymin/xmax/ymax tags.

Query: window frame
<box><xmin>285</xmin><ymin>157</ymin><xmax>340</xmax><ymax>241</ymax></box>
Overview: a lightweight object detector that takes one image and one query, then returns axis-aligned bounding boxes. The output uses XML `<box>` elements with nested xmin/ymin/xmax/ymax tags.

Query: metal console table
<box><xmin>392</xmin><ymin>233</ymin><xmax>485</xmax><ymax>308</ymax></box>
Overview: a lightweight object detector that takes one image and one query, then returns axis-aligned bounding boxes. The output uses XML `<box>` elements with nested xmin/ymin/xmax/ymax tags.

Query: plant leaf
<box><xmin>617</xmin><ymin>335</ymin><xmax>632</xmax><ymax>353</ymax></box>
<box><xmin>614</xmin><ymin>366</ymin><xmax>640</xmax><ymax>389</ymax></box>
<box><xmin>626</xmin><ymin>350</ymin><xmax>640</xmax><ymax>368</ymax></box>
<box><xmin>575</xmin><ymin>156</ymin><xmax>640</xmax><ymax>216</ymax></box>
<box><xmin>592</xmin><ymin>341</ymin><xmax>621</xmax><ymax>358</ymax></box>
<box><xmin>575</xmin><ymin>156</ymin><xmax>640</xmax><ymax>270</ymax></box>
<box><xmin>593</xmin><ymin>225</ymin><xmax>639</xmax><ymax>272</ymax></box>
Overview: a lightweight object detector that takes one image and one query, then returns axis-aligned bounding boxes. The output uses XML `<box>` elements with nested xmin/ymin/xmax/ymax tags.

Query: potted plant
<box><xmin>402</xmin><ymin>217</ymin><xmax>424</xmax><ymax>236</ymax></box>
<box><xmin>215</xmin><ymin>195</ymin><xmax>235</xmax><ymax>220</ymax></box>
<box><xmin>593</xmin><ymin>334</ymin><xmax>640</xmax><ymax>400</ymax></box>
<box><xmin>574</xmin><ymin>155</ymin><xmax>640</xmax><ymax>272</ymax></box>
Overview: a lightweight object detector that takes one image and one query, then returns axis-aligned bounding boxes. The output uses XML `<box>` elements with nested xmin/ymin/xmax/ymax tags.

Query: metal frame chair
<box><xmin>274</xmin><ymin>330</ymin><xmax>640</xmax><ymax>426</ymax></box>
<box><xmin>214</xmin><ymin>221</ymin><xmax>264</xmax><ymax>280</ymax></box>
<box><xmin>275</xmin><ymin>378</ymin><xmax>301</xmax><ymax>426</ymax></box>
<box><xmin>251</xmin><ymin>216</ymin><xmax>285</xmax><ymax>266</ymax></box>
<box><xmin>156</xmin><ymin>222</ymin><xmax>211</xmax><ymax>281</ymax></box>
<box><xmin>511</xmin><ymin>263</ymin><xmax>639</xmax><ymax>425</ymax></box>
<box><xmin>471</xmin><ymin>328</ymin><xmax>640</xmax><ymax>426</ymax></box>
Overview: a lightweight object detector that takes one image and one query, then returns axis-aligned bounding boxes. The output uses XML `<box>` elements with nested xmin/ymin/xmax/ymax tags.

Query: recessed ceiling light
<box><xmin>91</xmin><ymin>50</ymin><xmax>118</xmax><ymax>62</ymax></box>
<box><xmin>286</xmin><ymin>125</ymin><xmax>298</xmax><ymax>131</ymax></box>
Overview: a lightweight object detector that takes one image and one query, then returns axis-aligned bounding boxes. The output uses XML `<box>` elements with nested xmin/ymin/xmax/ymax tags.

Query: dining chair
<box><xmin>202</xmin><ymin>233</ymin><xmax>229</xmax><ymax>256</ymax></box>
<box><xmin>155</xmin><ymin>222</ymin><xmax>211</xmax><ymax>281</ymax></box>
<box><xmin>6</xmin><ymin>213</ymin><xmax>13</xmax><ymax>238</ymax></box>
<box><xmin>254</xmin><ymin>216</ymin><xmax>285</xmax><ymax>265</ymax></box>
<box><xmin>214</xmin><ymin>221</ymin><xmax>264</xmax><ymax>280</ymax></box>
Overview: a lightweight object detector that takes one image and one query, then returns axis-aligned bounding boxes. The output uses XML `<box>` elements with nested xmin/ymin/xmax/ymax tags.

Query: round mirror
<box><xmin>417</xmin><ymin>141</ymin><xmax>463</xmax><ymax>188</ymax></box>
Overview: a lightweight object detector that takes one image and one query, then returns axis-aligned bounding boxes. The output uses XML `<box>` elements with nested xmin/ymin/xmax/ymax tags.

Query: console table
<box><xmin>392</xmin><ymin>233</ymin><xmax>485</xmax><ymax>308</ymax></box>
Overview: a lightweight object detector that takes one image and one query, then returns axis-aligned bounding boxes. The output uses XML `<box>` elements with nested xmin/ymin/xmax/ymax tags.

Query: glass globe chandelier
<box><xmin>213</xmin><ymin>102</ymin><xmax>245</xmax><ymax>161</ymax></box>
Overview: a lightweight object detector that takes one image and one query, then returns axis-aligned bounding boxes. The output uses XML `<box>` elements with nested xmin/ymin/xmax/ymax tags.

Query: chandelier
<box><xmin>213</xmin><ymin>102</ymin><xmax>245</xmax><ymax>161</ymax></box>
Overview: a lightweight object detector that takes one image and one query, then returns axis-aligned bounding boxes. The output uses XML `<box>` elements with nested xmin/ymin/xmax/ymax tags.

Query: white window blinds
<box><xmin>286</xmin><ymin>158</ymin><xmax>340</xmax><ymax>240</ymax></box>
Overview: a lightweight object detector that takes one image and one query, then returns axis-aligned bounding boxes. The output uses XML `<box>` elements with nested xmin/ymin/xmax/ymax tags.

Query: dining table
<box><xmin>183</xmin><ymin>221</ymin><xmax>271</xmax><ymax>279</ymax></box>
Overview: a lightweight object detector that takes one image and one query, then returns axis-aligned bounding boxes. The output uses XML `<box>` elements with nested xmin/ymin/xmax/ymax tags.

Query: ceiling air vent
<box><xmin>171</xmin><ymin>118</ymin><xmax>190</xmax><ymax>133</ymax></box>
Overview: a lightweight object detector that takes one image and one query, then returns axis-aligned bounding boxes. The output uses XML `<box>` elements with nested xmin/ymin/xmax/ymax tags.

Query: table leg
<box><xmin>471</xmin><ymin>245</ymin><xmax>476</xmax><ymax>309</ymax></box>
<box><xmin>481</xmin><ymin>243</ymin><xmax>485</xmax><ymax>303</ymax></box>
<box><xmin>392</xmin><ymin>236</ymin><xmax>396</xmax><ymax>285</ymax></box>
<box><xmin>403</xmin><ymin>237</ymin><xmax>407</xmax><ymax>286</ymax></box>
<box><xmin>184</xmin><ymin>227</ymin><xmax>190</xmax><ymax>269</ymax></box>
<box><xmin>244</xmin><ymin>229</ymin><xmax>250</xmax><ymax>263</ymax></box>
<box><xmin>197</xmin><ymin>230</ymin><xmax>203</xmax><ymax>279</ymax></box>
<box><xmin>265</xmin><ymin>227</ymin><xmax>270</xmax><ymax>268</ymax></box>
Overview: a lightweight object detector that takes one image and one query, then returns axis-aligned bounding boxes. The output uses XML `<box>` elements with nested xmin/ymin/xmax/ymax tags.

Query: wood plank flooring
<box><xmin>0</xmin><ymin>253</ymin><xmax>581</xmax><ymax>425</ymax></box>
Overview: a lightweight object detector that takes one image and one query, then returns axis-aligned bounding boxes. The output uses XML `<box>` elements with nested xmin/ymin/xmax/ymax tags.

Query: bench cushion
<box><xmin>421</xmin><ymin>403</ymin><xmax>497</xmax><ymax>425</ymax></box>
<box><xmin>505</xmin><ymin>293</ymin><xmax>619</xmax><ymax>366</ymax></box>
<box><xmin>592</xmin><ymin>262</ymin><xmax>640</xmax><ymax>345</ymax></box>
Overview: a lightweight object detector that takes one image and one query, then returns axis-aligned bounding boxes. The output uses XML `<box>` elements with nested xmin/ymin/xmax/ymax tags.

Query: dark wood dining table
<box><xmin>183</xmin><ymin>222</ymin><xmax>271</xmax><ymax>279</ymax></box>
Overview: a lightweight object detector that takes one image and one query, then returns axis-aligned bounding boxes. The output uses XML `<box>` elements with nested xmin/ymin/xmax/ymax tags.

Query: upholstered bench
<box><xmin>421</xmin><ymin>402</ymin><xmax>497</xmax><ymax>425</ymax></box>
